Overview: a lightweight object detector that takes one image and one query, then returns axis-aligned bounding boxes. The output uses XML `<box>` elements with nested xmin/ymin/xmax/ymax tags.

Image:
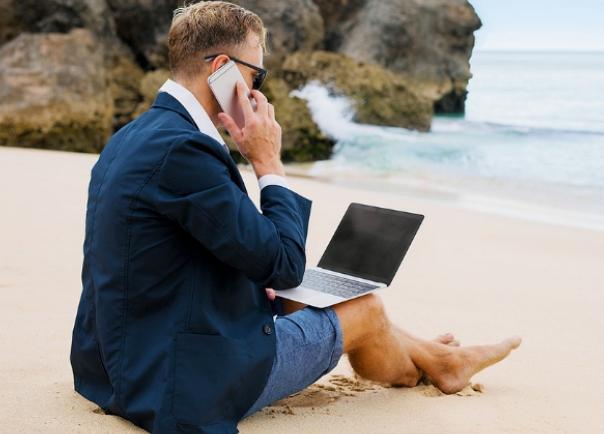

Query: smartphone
<box><xmin>208</xmin><ymin>60</ymin><xmax>256</xmax><ymax>129</ymax></box>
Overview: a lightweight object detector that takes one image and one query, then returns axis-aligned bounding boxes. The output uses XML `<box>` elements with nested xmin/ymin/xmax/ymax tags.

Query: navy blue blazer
<box><xmin>70</xmin><ymin>92</ymin><xmax>312</xmax><ymax>433</ymax></box>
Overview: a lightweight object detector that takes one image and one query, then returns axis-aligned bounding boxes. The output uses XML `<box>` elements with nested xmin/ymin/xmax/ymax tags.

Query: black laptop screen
<box><xmin>317</xmin><ymin>203</ymin><xmax>424</xmax><ymax>285</ymax></box>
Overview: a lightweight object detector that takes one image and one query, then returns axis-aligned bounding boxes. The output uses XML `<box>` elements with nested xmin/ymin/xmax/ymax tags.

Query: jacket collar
<box><xmin>156</xmin><ymin>79</ymin><xmax>227</xmax><ymax>148</ymax></box>
<box><xmin>150</xmin><ymin>83</ymin><xmax>248</xmax><ymax>194</ymax></box>
<box><xmin>151</xmin><ymin>91</ymin><xmax>197</xmax><ymax>129</ymax></box>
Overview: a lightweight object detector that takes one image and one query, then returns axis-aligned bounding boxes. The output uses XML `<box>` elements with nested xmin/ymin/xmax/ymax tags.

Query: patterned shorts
<box><xmin>241</xmin><ymin>305</ymin><xmax>344</xmax><ymax>419</ymax></box>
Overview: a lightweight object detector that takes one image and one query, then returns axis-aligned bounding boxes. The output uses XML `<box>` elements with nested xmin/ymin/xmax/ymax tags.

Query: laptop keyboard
<box><xmin>301</xmin><ymin>269</ymin><xmax>381</xmax><ymax>299</ymax></box>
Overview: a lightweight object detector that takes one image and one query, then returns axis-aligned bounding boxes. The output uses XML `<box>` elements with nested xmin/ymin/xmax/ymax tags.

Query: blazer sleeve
<box><xmin>153</xmin><ymin>137</ymin><xmax>312</xmax><ymax>290</ymax></box>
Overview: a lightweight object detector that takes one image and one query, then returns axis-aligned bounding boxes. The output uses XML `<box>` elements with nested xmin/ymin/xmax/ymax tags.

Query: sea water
<box><xmin>290</xmin><ymin>51</ymin><xmax>604</xmax><ymax>229</ymax></box>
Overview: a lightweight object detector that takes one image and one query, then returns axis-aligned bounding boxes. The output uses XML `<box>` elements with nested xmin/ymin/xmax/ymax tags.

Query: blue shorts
<box><xmin>242</xmin><ymin>305</ymin><xmax>344</xmax><ymax>419</ymax></box>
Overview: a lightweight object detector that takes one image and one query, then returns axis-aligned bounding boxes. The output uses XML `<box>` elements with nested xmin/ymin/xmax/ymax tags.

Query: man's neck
<box><xmin>174</xmin><ymin>77</ymin><xmax>219</xmax><ymax>127</ymax></box>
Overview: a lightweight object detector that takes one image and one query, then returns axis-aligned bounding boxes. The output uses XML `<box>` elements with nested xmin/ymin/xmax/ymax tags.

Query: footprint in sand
<box><xmin>260</xmin><ymin>374</ymin><xmax>485</xmax><ymax>417</ymax></box>
<box><xmin>261</xmin><ymin>374</ymin><xmax>388</xmax><ymax>416</ymax></box>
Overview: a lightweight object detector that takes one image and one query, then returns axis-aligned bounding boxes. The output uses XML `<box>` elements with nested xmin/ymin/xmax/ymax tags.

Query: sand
<box><xmin>1</xmin><ymin>146</ymin><xmax>603</xmax><ymax>433</ymax></box>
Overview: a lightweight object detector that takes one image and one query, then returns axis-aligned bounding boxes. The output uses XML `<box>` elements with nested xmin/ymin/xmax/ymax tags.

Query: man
<box><xmin>70</xmin><ymin>2</ymin><xmax>521</xmax><ymax>433</ymax></box>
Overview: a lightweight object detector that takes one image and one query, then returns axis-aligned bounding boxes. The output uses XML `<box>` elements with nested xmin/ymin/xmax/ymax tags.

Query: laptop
<box><xmin>274</xmin><ymin>203</ymin><xmax>424</xmax><ymax>308</ymax></box>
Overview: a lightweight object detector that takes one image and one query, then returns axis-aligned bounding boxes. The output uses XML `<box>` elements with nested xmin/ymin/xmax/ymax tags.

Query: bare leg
<box><xmin>279</xmin><ymin>297</ymin><xmax>307</xmax><ymax>315</ymax></box>
<box><xmin>333</xmin><ymin>293</ymin><xmax>521</xmax><ymax>394</ymax></box>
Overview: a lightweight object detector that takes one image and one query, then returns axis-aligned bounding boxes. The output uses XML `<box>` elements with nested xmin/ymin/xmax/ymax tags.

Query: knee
<box><xmin>358</xmin><ymin>293</ymin><xmax>389</xmax><ymax>331</ymax></box>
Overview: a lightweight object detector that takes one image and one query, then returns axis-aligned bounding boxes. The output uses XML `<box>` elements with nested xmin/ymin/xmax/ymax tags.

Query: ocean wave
<box><xmin>290</xmin><ymin>82</ymin><xmax>604</xmax><ymax>191</ymax></box>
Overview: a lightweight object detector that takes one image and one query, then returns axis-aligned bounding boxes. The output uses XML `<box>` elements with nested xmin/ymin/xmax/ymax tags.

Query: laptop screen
<box><xmin>317</xmin><ymin>203</ymin><xmax>424</xmax><ymax>285</ymax></box>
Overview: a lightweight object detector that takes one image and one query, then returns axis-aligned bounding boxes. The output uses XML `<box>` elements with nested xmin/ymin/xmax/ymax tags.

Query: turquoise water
<box><xmin>291</xmin><ymin>51</ymin><xmax>604</xmax><ymax>219</ymax></box>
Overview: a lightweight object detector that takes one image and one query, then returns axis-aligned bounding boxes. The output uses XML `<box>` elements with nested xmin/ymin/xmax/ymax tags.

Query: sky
<box><xmin>470</xmin><ymin>0</ymin><xmax>604</xmax><ymax>51</ymax></box>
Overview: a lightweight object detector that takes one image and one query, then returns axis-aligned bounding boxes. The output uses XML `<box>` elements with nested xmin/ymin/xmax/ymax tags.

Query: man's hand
<box><xmin>265</xmin><ymin>287</ymin><xmax>276</xmax><ymax>301</ymax></box>
<box><xmin>217</xmin><ymin>81</ymin><xmax>285</xmax><ymax>179</ymax></box>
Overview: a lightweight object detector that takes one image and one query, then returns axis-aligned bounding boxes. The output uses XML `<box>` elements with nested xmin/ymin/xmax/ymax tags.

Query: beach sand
<box><xmin>1</xmin><ymin>146</ymin><xmax>603</xmax><ymax>433</ymax></box>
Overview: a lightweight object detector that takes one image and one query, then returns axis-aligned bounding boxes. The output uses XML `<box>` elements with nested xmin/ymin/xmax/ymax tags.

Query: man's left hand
<box><xmin>265</xmin><ymin>287</ymin><xmax>276</xmax><ymax>301</ymax></box>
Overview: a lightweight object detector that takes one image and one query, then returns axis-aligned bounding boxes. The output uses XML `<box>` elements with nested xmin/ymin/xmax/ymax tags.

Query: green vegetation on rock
<box><xmin>282</xmin><ymin>51</ymin><xmax>433</xmax><ymax>131</ymax></box>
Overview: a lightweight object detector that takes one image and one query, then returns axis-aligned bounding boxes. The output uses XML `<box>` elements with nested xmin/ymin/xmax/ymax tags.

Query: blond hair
<box><xmin>168</xmin><ymin>1</ymin><xmax>268</xmax><ymax>79</ymax></box>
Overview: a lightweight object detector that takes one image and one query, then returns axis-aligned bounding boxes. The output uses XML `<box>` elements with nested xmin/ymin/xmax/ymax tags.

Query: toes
<box><xmin>435</xmin><ymin>333</ymin><xmax>456</xmax><ymax>345</ymax></box>
<box><xmin>506</xmin><ymin>336</ymin><xmax>522</xmax><ymax>350</ymax></box>
<box><xmin>435</xmin><ymin>333</ymin><xmax>452</xmax><ymax>343</ymax></box>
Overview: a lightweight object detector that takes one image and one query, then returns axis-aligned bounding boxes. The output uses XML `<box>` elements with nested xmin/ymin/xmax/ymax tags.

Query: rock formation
<box><xmin>282</xmin><ymin>51</ymin><xmax>432</xmax><ymax>131</ymax></box>
<box><xmin>234</xmin><ymin>0</ymin><xmax>325</xmax><ymax>71</ymax></box>
<box><xmin>312</xmin><ymin>0</ymin><xmax>482</xmax><ymax>113</ymax></box>
<box><xmin>0</xmin><ymin>29</ymin><xmax>113</xmax><ymax>152</ymax></box>
<box><xmin>0</xmin><ymin>0</ymin><xmax>482</xmax><ymax>160</ymax></box>
<box><xmin>262</xmin><ymin>77</ymin><xmax>334</xmax><ymax>161</ymax></box>
<box><xmin>0</xmin><ymin>0</ymin><xmax>115</xmax><ymax>44</ymax></box>
<box><xmin>106</xmin><ymin>0</ymin><xmax>180</xmax><ymax>69</ymax></box>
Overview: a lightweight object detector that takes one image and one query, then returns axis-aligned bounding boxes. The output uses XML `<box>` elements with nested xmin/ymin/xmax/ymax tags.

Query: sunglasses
<box><xmin>204</xmin><ymin>53</ymin><xmax>268</xmax><ymax>90</ymax></box>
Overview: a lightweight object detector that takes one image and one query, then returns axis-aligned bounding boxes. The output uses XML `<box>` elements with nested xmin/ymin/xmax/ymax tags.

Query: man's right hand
<box><xmin>217</xmin><ymin>81</ymin><xmax>285</xmax><ymax>179</ymax></box>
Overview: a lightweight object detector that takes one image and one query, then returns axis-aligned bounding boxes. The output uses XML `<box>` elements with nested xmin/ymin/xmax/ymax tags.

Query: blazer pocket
<box><xmin>172</xmin><ymin>332</ymin><xmax>254</xmax><ymax>426</ymax></box>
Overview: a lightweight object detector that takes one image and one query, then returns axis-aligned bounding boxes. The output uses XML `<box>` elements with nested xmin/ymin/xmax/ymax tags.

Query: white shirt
<box><xmin>158</xmin><ymin>79</ymin><xmax>289</xmax><ymax>191</ymax></box>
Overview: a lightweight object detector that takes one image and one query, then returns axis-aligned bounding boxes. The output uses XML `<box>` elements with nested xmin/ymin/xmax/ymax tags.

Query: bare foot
<box><xmin>419</xmin><ymin>333</ymin><xmax>461</xmax><ymax>385</ymax></box>
<box><xmin>422</xmin><ymin>336</ymin><xmax>522</xmax><ymax>394</ymax></box>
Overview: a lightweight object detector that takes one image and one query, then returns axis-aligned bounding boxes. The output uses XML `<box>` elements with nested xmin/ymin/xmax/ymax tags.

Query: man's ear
<box><xmin>211</xmin><ymin>55</ymin><xmax>229</xmax><ymax>73</ymax></box>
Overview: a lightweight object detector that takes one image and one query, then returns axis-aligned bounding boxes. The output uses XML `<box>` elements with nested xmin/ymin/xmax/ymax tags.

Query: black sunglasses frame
<box><xmin>204</xmin><ymin>54</ymin><xmax>268</xmax><ymax>90</ymax></box>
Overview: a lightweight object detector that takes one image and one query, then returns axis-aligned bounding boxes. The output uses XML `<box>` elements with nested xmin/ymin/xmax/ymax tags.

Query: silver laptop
<box><xmin>275</xmin><ymin>203</ymin><xmax>424</xmax><ymax>308</ymax></box>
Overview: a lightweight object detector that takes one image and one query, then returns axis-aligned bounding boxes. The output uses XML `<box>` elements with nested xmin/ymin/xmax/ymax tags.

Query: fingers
<box><xmin>217</xmin><ymin>112</ymin><xmax>243</xmax><ymax>143</ymax></box>
<box><xmin>265</xmin><ymin>287</ymin><xmax>276</xmax><ymax>301</ymax></box>
<box><xmin>236</xmin><ymin>81</ymin><xmax>254</xmax><ymax>121</ymax></box>
<box><xmin>250</xmin><ymin>89</ymin><xmax>269</xmax><ymax>116</ymax></box>
<box><xmin>226</xmin><ymin>83</ymin><xmax>279</xmax><ymax>159</ymax></box>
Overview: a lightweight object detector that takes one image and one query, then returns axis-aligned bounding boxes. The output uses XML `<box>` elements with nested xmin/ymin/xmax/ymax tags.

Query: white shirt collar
<box><xmin>158</xmin><ymin>78</ymin><xmax>226</xmax><ymax>146</ymax></box>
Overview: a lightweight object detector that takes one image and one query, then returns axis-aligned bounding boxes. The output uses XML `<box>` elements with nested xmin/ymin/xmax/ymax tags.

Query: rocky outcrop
<box><xmin>0</xmin><ymin>0</ymin><xmax>481</xmax><ymax>160</ymax></box>
<box><xmin>263</xmin><ymin>78</ymin><xmax>335</xmax><ymax>161</ymax></box>
<box><xmin>282</xmin><ymin>51</ymin><xmax>433</xmax><ymax>131</ymax></box>
<box><xmin>0</xmin><ymin>0</ymin><xmax>115</xmax><ymax>44</ymax></box>
<box><xmin>133</xmin><ymin>69</ymin><xmax>171</xmax><ymax>118</ymax></box>
<box><xmin>0</xmin><ymin>0</ymin><xmax>146</xmax><ymax>133</ymax></box>
<box><xmin>0</xmin><ymin>29</ymin><xmax>113</xmax><ymax>152</ymax></box>
<box><xmin>312</xmin><ymin>0</ymin><xmax>482</xmax><ymax>113</ymax></box>
<box><xmin>105</xmin><ymin>0</ymin><xmax>325</xmax><ymax>71</ymax></box>
<box><xmin>107</xmin><ymin>47</ymin><xmax>146</xmax><ymax>130</ymax></box>
<box><xmin>233</xmin><ymin>0</ymin><xmax>325</xmax><ymax>71</ymax></box>
<box><xmin>106</xmin><ymin>0</ymin><xmax>180</xmax><ymax>69</ymax></box>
